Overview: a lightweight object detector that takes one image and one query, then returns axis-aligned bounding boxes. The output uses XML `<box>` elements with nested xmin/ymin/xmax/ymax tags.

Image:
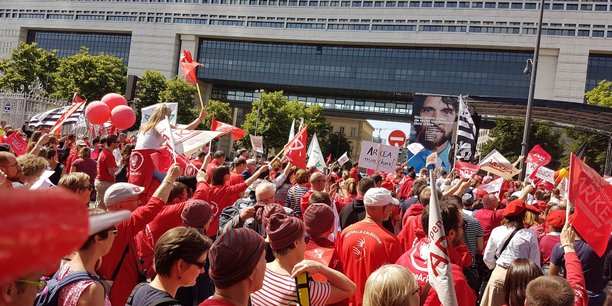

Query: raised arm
<box><xmin>184</xmin><ymin>108</ymin><xmax>207</xmax><ymax>130</ymax></box>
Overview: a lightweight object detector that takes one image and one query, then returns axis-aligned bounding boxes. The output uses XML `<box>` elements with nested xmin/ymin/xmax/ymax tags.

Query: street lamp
<box><xmin>519</xmin><ymin>0</ymin><xmax>546</xmax><ymax>181</ymax></box>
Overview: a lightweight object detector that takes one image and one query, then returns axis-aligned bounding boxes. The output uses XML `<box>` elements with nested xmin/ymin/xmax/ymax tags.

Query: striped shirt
<box><xmin>284</xmin><ymin>185</ymin><xmax>309</xmax><ymax>216</ymax></box>
<box><xmin>250</xmin><ymin>268</ymin><xmax>331</xmax><ymax>306</ymax></box>
<box><xmin>462</xmin><ymin>212</ymin><xmax>484</xmax><ymax>263</ymax></box>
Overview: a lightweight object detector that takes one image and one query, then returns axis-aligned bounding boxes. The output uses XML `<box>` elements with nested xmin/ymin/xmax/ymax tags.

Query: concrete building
<box><xmin>2</xmin><ymin>0</ymin><xmax>612</xmax><ymax>126</ymax></box>
<box><xmin>326</xmin><ymin>116</ymin><xmax>374</xmax><ymax>156</ymax></box>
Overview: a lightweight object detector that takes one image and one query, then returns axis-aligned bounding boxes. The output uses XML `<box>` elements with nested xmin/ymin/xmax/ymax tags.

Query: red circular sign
<box><xmin>388</xmin><ymin>130</ymin><xmax>406</xmax><ymax>147</ymax></box>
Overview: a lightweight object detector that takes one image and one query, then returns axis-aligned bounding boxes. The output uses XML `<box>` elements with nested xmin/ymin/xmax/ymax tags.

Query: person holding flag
<box><xmin>129</xmin><ymin>104</ymin><xmax>206</xmax><ymax>202</ymax></box>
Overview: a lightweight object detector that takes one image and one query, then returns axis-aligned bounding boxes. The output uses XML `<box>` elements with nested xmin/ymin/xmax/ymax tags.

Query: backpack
<box><xmin>34</xmin><ymin>270</ymin><xmax>106</xmax><ymax>306</ymax></box>
<box><xmin>126</xmin><ymin>282</ymin><xmax>180</xmax><ymax>306</ymax></box>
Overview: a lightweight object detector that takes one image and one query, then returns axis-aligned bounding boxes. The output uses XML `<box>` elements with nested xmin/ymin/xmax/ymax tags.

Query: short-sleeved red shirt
<box><xmin>96</xmin><ymin>148</ymin><xmax>116</xmax><ymax>182</ymax></box>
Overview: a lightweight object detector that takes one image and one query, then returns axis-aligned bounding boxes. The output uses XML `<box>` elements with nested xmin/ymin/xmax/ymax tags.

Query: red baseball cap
<box><xmin>546</xmin><ymin>210</ymin><xmax>566</xmax><ymax>228</ymax></box>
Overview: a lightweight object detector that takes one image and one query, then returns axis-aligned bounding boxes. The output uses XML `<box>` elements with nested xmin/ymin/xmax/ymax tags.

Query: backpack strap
<box><xmin>125</xmin><ymin>282</ymin><xmax>148</xmax><ymax>306</ymax></box>
<box><xmin>111</xmin><ymin>244</ymin><xmax>130</xmax><ymax>281</ymax></box>
<box><xmin>58</xmin><ymin>271</ymin><xmax>107</xmax><ymax>295</ymax></box>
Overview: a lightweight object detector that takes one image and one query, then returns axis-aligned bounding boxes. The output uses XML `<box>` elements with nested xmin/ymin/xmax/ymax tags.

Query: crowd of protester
<box><xmin>0</xmin><ymin>116</ymin><xmax>611</xmax><ymax>306</ymax></box>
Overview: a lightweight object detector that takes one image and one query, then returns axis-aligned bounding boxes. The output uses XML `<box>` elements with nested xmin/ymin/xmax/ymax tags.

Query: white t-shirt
<box><xmin>135</xmin><ymin>130</ymin><xmax>165</xmax><ymax>150</ymax></box>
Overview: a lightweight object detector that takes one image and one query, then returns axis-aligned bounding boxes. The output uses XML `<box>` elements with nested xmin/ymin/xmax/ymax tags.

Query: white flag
<box><xmin>155</xmin><ymin>118</ymin><xmax>177</xmax><ymax>162</ymax></box>
<box><xmin>288</xmin><ymin>119</ymin><xmax>295</xmax><ymax>143</ymax></box>
<box><xmin>141</xmin><ymin>103</ymin><xmax>178</xmax><ymax>126</ymax></box>
<box><xmin>408</xmin><ymin>142</ymin><xmax>425</xmax><ymax>155</ymax></box>
<box><xmin>427</xmin><ymin>164</ymin><xmax>458</xmax><ymax>306</ymax></box>
<box><xmin>337</xmin><ymin>152</ymin><xmax>350</xmax><ymax>166</ymax></box>
<box><xmin>478</xmin><ymin>149</ymin><xmax>520</xmax><ymax>180</ymax></box>
<box><xmin>156</xmin><ymin>118</ymin><xmax>222</xmax><ymax>157</ymax></box>
<box><xmin>306</xmin><ymin>133</ymin><xmax>326</xmax><ymax>170</ymax></box>
<box><xmin>426</xmin><ymin>152</ymin><xmax>438</xmax><ymax>168</ymax></box>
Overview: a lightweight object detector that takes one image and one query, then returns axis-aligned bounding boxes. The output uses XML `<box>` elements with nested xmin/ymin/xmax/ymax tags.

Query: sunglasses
<box><xmin>108</xmin><ymin>226</ymin><xmax>119</xmax><ymax>236</ymax></box>
<box><xmin>18</xmin><ymin>279</ymin><xmax>47</xmax><ymax>293</ymax></box>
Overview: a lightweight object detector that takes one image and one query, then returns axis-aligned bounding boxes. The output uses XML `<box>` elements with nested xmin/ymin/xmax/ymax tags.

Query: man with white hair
<box><xmin>220</xmin><ymin>181</ymin><xmax>293</xmax><ymax>236</ymax></box>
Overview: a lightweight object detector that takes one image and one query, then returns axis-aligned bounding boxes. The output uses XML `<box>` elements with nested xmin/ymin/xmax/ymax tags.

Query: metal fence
<box><xmin>0</xmin><ymin>91</ymin><xmax>68</xmax><ymax>129</ymax></box>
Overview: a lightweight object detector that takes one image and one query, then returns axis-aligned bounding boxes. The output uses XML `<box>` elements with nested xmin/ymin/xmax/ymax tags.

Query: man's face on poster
<box><xmin>417</xmin><ymin>96</ymin><xmax>456</xmax><ymax>149</ymax></box>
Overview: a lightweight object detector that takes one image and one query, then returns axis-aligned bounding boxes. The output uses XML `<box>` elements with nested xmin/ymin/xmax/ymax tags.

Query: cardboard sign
<box><xmin>358</xmin><ymin>140</ymin><xmax>400</xmax><ymax>173</ymax></box>
<box><xmin>250</xmin><ymin>135</ymin><xmax>264</xmax><ymax>153</ymax></box>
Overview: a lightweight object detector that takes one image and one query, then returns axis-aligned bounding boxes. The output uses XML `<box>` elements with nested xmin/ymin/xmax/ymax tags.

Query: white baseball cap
<box><xmin>89</xmin><ymin>210</ymin><xmax>131</xmax><ymax>235</ymax></box>
<box><xmin>104</xmin><ymin>183</ymin><xmax>145</xmax><ymax>207</ymax></box>
<box><xmin>364</xmin><ymin>187</ymin><xmax>399</xmax><ymax>207</ymax></box>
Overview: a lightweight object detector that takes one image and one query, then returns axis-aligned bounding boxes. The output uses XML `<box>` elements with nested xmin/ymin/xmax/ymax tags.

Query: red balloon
<box><xmin>101</xmin><ymin>93</ymin><xmax>128</xmax><ymax>111</ymax></box>
<box><xmin>111</xmin><ymin>105</ymin><xmax>136</xmax><ymax>129</ymax></box>
<box><xmin>85</xmin><ymin>101</ymin><xmax>111</xmax><ymax>125</ymax></box>
<box><xmin>0</xmin><ymin>189</ymin><xmax>88</xmax><ymax>286</ymax></box>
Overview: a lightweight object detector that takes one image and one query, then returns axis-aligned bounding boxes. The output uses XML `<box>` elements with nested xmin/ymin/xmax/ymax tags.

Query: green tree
<box><xmin>53</xmin><ymin>47</ymin><xmax>127</xmax><ymax>101</ymax></box>
<box><xmin>0</xmin><ymin>41</ymin><xmax>59</xmax><ymax>94</ymax></box>
<box><xmin>563</xmin><ymin>80</ymin><xmax>612</xmax><ymax>173</ymax></box>
<box><xmin>325</xmin><ymin>132</ymin><xmax>352</xmax><ymax>160</ymax></box>
<box><xmin>198</xmin><ymin>100</ymin><xmax>232</xmax><ymax>130</ymax></box>
<box><xmin>158</xmin><ymin>76</ymin><xmax>198</xmax><ymax>124</ymax></box>
<box><xmin>238</xmin><ymin>91</ymin><xmax>332</xmax><ymax>155</ymax></box>
<box><xmin>480</xmin><ymin>119</ymin><xmax>564</xmax><ymax>169</ymax></box>
<box><xmin>135</xmin><ymin>70</ymin><xmax>167</xmax><ymax>108</ymax></box>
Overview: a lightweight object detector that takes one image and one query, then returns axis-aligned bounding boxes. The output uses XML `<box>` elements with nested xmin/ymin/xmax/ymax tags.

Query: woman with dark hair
<box><xmin>128</xmin><ymin>227</ymin><xmax>213</xmax><ymax>306</ymax></box>
<box><xmin>481</xmin><ymin>200</ymin><xmax>541</xmax><ymax>306</ymax></box>
<box><xmin>115</xmin><ymin>144</ymin><xmax>134</xmax><ymax>183</ymax></box>
<box><xmin>503</xmin><ymin>258</ymin><xmax>543</xmax><ymax>306</ymax></box>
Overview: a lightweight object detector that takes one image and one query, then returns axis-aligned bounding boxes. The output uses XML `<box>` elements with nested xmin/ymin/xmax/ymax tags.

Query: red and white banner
<box><xmin>568</xmin><ymin>154</ymin><xmax>612</xmax><ymax>256</ymax></box>
<box><xmin>4</xmin><ymin>132</ymin><xmax>27</xmax><ymax>156</ymax></box>
<box><xmin>426</xmin><ymin>151</ymin><xmax>458</xmax><ymax>306</ymax></box>
<box><xmin>50</xmin><ymin>95</ymin><xmax>87</xmax><ymax>135</ymax></box>
<box><xmin>478</xmin><ymin>149</ymin><xmax>520</xmax><ymax>179</ymax></box>
<box><xmin>455</xmin><ymin>162</ymin><xmax>480</xmax><ymax>179</ymax></box>
<box><xmin>285</xmin><ymin>126</ymin><xmax>308</xmax><ymax>169</ymax></box>
<box><xmin>249</xmin><ymin>135</ymin><xmax>264</xmax><ymax>154</ymax></box>
<box><xmin>155</xmin><ymin>118</ymin><xmax>222</xmax><ymax>157</ymax></box>
<box><xmin>150</xmin><ymin>145</ymin><xmax>200</xmax><ymax>177</ymax></box>
<box><xmin>211</xmin><ymin>117</ymin><xmax>245</xmax><ymax>141</ymax></box>
<box><xmin>479</xmin><ymin>177</ymin><xmax>504</xmax><ymax>195</ymax></box>
<box><xmin>526</xmin><ymin>163</ymin><xmax>555</xmax><ymax>184</ymax></box>
<box><xmin>527</xmin><ymin>145</ymin><xmax>552</xmax><ymax>180</ymax></box>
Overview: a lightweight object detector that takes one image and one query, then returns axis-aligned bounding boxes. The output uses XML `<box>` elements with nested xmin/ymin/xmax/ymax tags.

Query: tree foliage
<box><xmin>0</xmin><ymin>41</ymin><xmax>59</xmax><ymax>94</ymax></box>
<box><xmin>52</xmin><ymin>47</ymin><xmax>127</xmax><ymax>101</ymax></box>
<box><xmin>135</xmin><ymin>70</ymin><xmax>167</xmax><ymax>108</ymax></box>
<box><xmin>480</xmin><ymin>119</ymin><xmax>564</xmax><ymax>169</ymax></box>
<box><xmin>199</xmin><ymin>100</ymin><xmax>232</xmax><ymax>130</ymax></box>
<box><xmin>325</xmin><ymin>132</ymin><xmax>352</xmax><ymax>160</ymax></box>
<box><xmin>562</xmin><ymin>80</ymin><xmax>612</xmax><ymax>173</ymax></box>
<box><xmin>158</xmin><ymin>76</ymin><xmax>198</xmax><ymax>124</ymax></box>
<box><xmin>238</xmin><ymin>91</ymin><xmax>332</xmax><ymax>154</ymax></box>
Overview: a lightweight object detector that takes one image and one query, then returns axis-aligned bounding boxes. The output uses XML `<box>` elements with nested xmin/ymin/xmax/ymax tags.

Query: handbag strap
<box><xmin>495</xmin><ymin>227</ymin><xmax>521</xmax><ymax>260</ymax></box>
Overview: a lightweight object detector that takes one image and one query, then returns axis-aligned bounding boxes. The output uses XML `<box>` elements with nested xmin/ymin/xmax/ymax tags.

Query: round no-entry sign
<box><xmin>388</xmin><ymin>130</ymin><xmax>406</xmax><ymax>147</ymax></box>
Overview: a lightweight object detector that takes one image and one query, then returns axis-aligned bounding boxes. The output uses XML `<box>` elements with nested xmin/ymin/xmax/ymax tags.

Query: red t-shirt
<box><xmin>228</xmin><ymin>171</ymin><xmax>245</xmax><ymax>186</ymax></box>
<box><xmin>398</xmin><ymin>212</ymin><xmax>425</xmax><ymax>252</ymax></box>
<box><xmin>539</xmin><ymin>233</ymin><xmax>561</xmax><ymax>265</ymax></box>
<box><xmin>473</xmin><ymin>208</ymin><xmax>504</xmax><ymax>252</ymax></box>
<box><xmin>205</xmin><ymin>159</ymin><xmax>222</xmax><ymax>183</ymax></box>
<box><xmin>191</xmin><ymin>159</ymin><xmax>203</xmax><ymax>170</ymax></box>
<box><xmin>200</xmin><ymin>299</ymin><xmax>237</xmax><ymax>306</ymax></box>
<box><xmin>97</xmin><ymin>197</ymin><xmax>166</xmax><ymax>306</ymax></box>
<box><xmin>396</xmin><ymin>239</ymin><xmax>476</xmax><ymax>306</ymax></box>
<box><xmin>300</xmin><ymin>189</ymin><xmax>315</xmax><ymax>214</ymax></box>
<box><xmin>397</xmin><ymin>177</ymin><xmax>414</xmax><ymax>199</ymax></box>
<box><xmin>205</xmin><ymin>182</ymin><xmax>249</xmax><ymax>237</ymax></box>
<box><xmin>96</xmin><ymin>148</ymin><xmax>116</xmax><ymax>182</ymax></box>
<box><xmin>349</xmin><ymin>168</ymin><xmax>359</xmax><ymax>182</ymax></box>
<box><xmin>65</xmin><ymin>149</ymin><xmax>78</xmax><ymax>173</ymax></box>
<box><xmin>336</xmin><ymin>221</ymin><xmax>402</xmax><ymax>306</ymax></box>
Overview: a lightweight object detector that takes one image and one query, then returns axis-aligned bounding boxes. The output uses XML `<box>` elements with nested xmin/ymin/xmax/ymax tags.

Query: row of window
<box><xmin>7</xmin><ymin>10</ymin><xmax>612</xmax><ymax>38</ymax></box>
<box><xmin>60</xmin><ymin>0</ymin><xmax>612</xmax><ymax>11</ymax></box>
<box><xmin>586</xmin><ymin>55</ymin><xmax>612</xmax><ymax>91</ymax></box>
<box><xmin>211</xmin><ymin>88</ymin><xmax>413</xmax><ymax>115</ymax></box>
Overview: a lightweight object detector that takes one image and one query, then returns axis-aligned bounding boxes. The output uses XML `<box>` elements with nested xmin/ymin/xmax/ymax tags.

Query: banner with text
<box><xmin>250</xmin><ymin>135</ymin><xmax>264</xmax><ymax>154</ymax></box>
<box><xmin>359</xmin><ymin>140</ymin><xmax>400</xmax><ymax>173</ymax></box>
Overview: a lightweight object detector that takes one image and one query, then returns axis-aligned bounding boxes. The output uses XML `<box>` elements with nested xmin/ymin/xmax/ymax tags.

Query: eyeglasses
<box><xmin>185</xmin><ymin>259</ymin><xmax>206</xmax><ymax>269</ymax></box>
<box><xmin>109</xmin><ymin>226</ymin><xmax>119</xmax><ymax>236</ymax></box>
<box><xmin>18</xmin><ymin>279</ymin><xmax>47</xmax><ymax>293</ymax></box>
<box><xmin>80</xmin><ymin>185</ymin><xmax>93</xmax><ymax>191</ymax></box>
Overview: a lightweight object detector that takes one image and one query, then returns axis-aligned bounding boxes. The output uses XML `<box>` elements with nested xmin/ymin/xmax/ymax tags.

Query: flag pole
<box><xmin>195</xmin><ymin>82</ymin><xmax>205</xmax><ymax>110</ymax></box>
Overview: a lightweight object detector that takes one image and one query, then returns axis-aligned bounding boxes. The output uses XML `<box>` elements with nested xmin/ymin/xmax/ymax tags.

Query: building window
<box><xmin>350</xmin><ymin>127</ymin><xmax>357</xmax><ymax>137</ymax></box>
<box><xmin>339</xmin><ymin>127</ymin><xmax>345</xmax><ymax>135</ymax></box>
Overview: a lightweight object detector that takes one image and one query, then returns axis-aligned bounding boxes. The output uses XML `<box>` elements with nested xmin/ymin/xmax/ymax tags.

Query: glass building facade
<box><xmin>198</xmin><ymin>39</ymin><xmax>531</xmax><ymax>98</ymax></box>
<box><xmin>26</xmin><ymin>30</ymin><xmax>132</xmax><ymax>65</ymax></box>
<box><xmin>586</xmin><ymin>54</ymin><xmax>612</xmax><ymax>91</ymax></box>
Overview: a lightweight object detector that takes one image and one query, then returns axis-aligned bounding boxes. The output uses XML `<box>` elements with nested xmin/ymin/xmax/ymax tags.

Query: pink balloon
<box><xmin>111</xmin><ymin>105</ymin><xmax>136</xmax><ymax>129</ymax></box>
<box><xmin>85</xmin><ymin>101</ymin><xmax>111</xmax><ymax>125</ymax></box>
<box><xmin>101</xmin><ymin>93</ymin><xmax>128</xmax><ymax>111</ymax></box>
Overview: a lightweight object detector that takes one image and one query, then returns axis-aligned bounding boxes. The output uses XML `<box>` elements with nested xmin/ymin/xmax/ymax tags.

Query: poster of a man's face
<box><xmin>408</xmin><ymin>95</ymin><xmax>458</xmax><ymax>171</ymax></box>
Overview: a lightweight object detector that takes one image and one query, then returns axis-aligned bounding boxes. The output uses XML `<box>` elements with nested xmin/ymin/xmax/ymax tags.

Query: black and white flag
<box><xmin>28</xmin><ymin>105</ymin><xmax>84</xmax><ymax>129</ymax></box>
<box><xmin>456</xmin><ymin>96</ymin><xmax>476</xmax><ymax>161</ymax></box>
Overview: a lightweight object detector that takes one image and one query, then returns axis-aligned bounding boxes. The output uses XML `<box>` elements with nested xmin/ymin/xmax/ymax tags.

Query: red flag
<box><xmin>50</xmin><ymin>95</ymin><xmax>87</xmax><ymax>136</ymax></box>
<box><xmin>179</xmin><ymin>50</ymin><xmax>202</xmax><ymax>85</ymax></box>
<box><xmin>285</xmin><ymin>126</ymin><xmax>308</xmax><ymax>169</ymax></box>
<box><xmin>151</xmin><ymin>146</ymin><xmax>199</xmax><ymax>176</ymax></box>
<box><xmin>455</xmin><ymin>161</ymin><xmax>480</xmax><ymax>179</ymax></box>
<box><xmin>211</xmin><ymin>117</ymin><xmax>245</xmax><ymax>141</ymax></box>
<box><xmin>569</xmin><ymin>154</ymin><xmax>612</xmax><ymax>256</ymax></box>
<box><xmin>526</xmin><ymin>145</ymin><xmax>552</xmax><ymax>180</ymax></box>
<box><xmin>5</xmin><ymin>132</ymin><xmax>27</xmax><ymax>156</ymax></box>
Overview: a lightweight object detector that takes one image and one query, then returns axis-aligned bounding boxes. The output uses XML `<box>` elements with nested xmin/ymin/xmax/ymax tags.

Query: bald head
<box><xmin>482</xmin><ymin>194</ymin><xmax>499</xmax><ymax>209</ymax></box>
<box><xmin>310</xmin><ymin>172</ymin><xmax>326</xmax><ymax>192</ymax></box>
